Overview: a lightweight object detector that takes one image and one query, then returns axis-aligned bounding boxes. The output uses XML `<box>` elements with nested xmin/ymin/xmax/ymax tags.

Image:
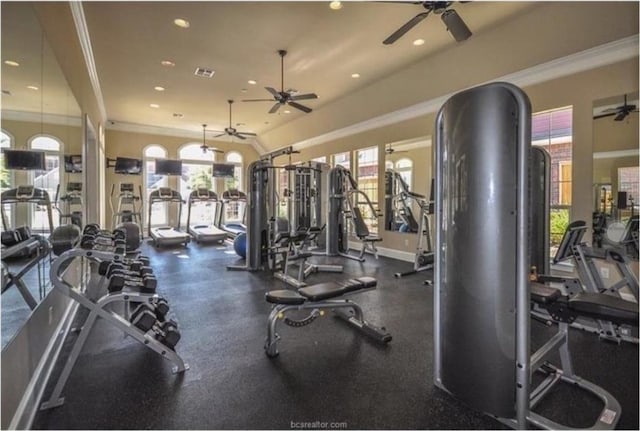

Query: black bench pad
<box><xmin>530</xmin><ymin>283</ymin><xmax>561</xmax><ymax>304</ymax></box>
<box><xmin>569</xmin><ymin>293</ymin><xmax>639</xmax><ymax>327</ymax></box>
<box><xmin>266</xmin><ymin>290</ymin><xmax>306</xmax><ymax>305</ymax></box>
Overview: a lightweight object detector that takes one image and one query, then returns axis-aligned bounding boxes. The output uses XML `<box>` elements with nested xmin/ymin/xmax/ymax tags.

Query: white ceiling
<box><xmin>76</xmin><ymin>1</ymin><xmax>536</xmax><ymax>137</ymax></box>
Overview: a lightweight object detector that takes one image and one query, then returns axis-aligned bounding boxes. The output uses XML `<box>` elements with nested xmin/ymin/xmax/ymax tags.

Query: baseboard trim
<box><xmin>348</xmin><ymin>241</ymin><xmax>415</xmax><ymax>263</ymax></box>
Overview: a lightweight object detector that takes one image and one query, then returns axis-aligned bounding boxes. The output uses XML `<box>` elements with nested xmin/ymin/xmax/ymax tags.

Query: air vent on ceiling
<box><xmin>1</xmin><ymin>90</ymin><xmax>11</xmax><ymax>96</ymax></box>
<box><xmin>194</xmin><ymin>67</ymin><xmax>215</xmax><ymax>78</ymax></box>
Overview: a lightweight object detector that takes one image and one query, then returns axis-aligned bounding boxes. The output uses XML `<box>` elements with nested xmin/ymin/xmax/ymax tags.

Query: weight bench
<box><xmin>527</xmin><ymin>282</ymin><xmax>638</xmax><ymax>429</ymax></box>
<box><xmin>264</xmin><ymin>276</ymin><xmax>391</xmax><ymax>357</ymax></box>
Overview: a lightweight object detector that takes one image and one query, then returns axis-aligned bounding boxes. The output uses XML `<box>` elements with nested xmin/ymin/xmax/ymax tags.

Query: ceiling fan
<box><xmin>593</xmin><ymin>94</ymin><xmax>639</xmax><ymax>121</ymax></box>
<box><xmin>199</xmin><ymin>124</ymin><xmax>224</xmax><ymax>154</ymax></box>
<box><xmin>385</xmin><ymin>144</ymin><xmax>409</xmax><ymax>155</ymax></box>
<box><xmin>383</xmin><ymin>1</ymin><xmax>472</xmax><ymax>45</ymax></box>
<box><xmin>242</xmin><ymin>49</ymin><xmax>318</xmax><ymax>114</ymax></box>
<box><xmin>209</xmin><ymin>99</ymin><xmax>257</xmax><ymax>140</ymax></box>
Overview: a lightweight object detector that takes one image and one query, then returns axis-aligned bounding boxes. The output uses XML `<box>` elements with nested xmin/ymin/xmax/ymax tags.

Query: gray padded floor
<box><xmin>31</xmin><ymin>241</ymin><xmax>638</xmax><ymax>429</ymax></box>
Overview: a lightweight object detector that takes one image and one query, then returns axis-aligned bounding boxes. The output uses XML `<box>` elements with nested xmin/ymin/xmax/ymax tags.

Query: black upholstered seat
<box><xmin>265</xmin><ymin>290</ymin><xmax>306</xmax><ymax>305</ymax></box>
<box><xmin>530</xmin><ymin>283</ymin><xmax>561</xmax><ymax>304</ymax></box>
<box><xmin>569</xmin><ymin>293</ymin><xmax>639</xmax><ymax>326</ymax></box>
<box><xmin>298</xmin><ymin>282</ymin><xmax>349</xmax><ymax>301</ymax></box>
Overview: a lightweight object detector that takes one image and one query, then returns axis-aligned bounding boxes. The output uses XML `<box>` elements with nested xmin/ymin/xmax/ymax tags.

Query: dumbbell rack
<box><xmin>40</xmin><ymin>247</ymin><xmax>189</xmax><ymax>410</ymax></box>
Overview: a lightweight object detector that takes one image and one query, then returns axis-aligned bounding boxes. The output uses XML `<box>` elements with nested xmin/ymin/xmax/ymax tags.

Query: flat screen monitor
<box><xmin>114</xmin><ymin>157</ymin><xmax>142</xmax><ymax>175</ymax></box>
<box><xmin>2</xmin><ymin>150</ymin><xmax>45</xmax><ymax>170</ymax></box>
<box><xmin>155</xmin><ymin>159</ymin><xmax>182</xmax><ymax>176</ymax></box>
<box><xmin>212</xmin><ymin>163</ymin><xmax>235</xmax><ymax>178</ymax></box>
<box><xmin>64</xmin><ymin>154</ymin><xmax>83</xmax><ymax>173</ymax></box>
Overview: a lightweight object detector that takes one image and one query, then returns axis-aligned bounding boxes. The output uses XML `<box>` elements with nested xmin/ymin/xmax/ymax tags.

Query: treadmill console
<box><xmin>158</xmin><ymin>187</ymin><xmax>172</xmax><ymax>199</ymax></box>
<box><xmin>197</xmin><ymin>188</ymin><xmax>210</xmax><ymax>199</ymax></box>
<box><xmin>67</xmin><ymin>182</ymin><xmax>83</xmax><ymax>192</ymax></box>
<box><xmin>16</xmin><ymin>185</ymin><xmax>35</xmax><ymax>199</ymax></box>
<box><xmin>120</xmin><ymin>183</ymin><xmax>134</xmax><ymax>193</ymax></box>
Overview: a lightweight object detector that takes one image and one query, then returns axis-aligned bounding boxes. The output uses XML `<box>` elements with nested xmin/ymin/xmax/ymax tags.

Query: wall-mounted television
<box><xmin>2</xmin><ymin>149</ymin><xmax>45</xmax><ymax>170</ymax></box>
<box><xmin>155</xmin><ymin>159</ymin><xmax>182</xmax><ymax>176</ymax></box>
<box><xmin>212</xmin><ymin>163</ymin><xmax>235</xmax><ymax>178</ymax></box>
<box><xmin>64</xmin><ymin>154</ymin><xmax>83</xmax><ymax>173</ymax></box>
<box><xmin>114</xmin><ymin>157</ymin><xmax>142</xmax><ymax>175</ymax></box>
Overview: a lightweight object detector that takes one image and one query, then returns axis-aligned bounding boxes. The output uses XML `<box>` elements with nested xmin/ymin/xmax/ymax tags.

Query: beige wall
<box><xmin>103</xmin><ymin>129</ymin><xmax>260</xmax><ymax>229</ymax></box>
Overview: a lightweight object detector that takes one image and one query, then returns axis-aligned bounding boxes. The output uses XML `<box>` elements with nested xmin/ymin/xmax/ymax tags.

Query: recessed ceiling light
<box><xmin>284</xmin><ymin>110</ymin><xmax>291</xmax><ymax>114</ymax></box>
<box><xmin>241</xmin><ymin>88</ymin><xmax>248</xmax><ymax>93</ymax></box>
<box><xmin>161</xmin><ymin>60</ymin><xmax>175</xmax><ymax>67</ymax></box>
<box><xmin>351</xmin><ymin>73</ymin><xmax>360</xmax><ymax>79</ymax></box>
<box><xmin>264</xmin><ymin>121</ymin><xmax>270</xmax><ymax>125</ymax></box>
<box><xmin>413</xmin><ymin>38</ymin><xmax>425</xmax><ymax>46</ymax></box>
<box><xmin>154</xmin><ymin>86</ymin><xmax>165</xmax><ymax>92</ymax></box>
<box><xmin>27</xmin><ymin>85</ymin><xmax>39</xmax><ymax>90</ymax></box>
<box><xmin>150</xmin><ymin>103</ymin><xmax>160</xmax><ymax>108</ymax></box>
<box><xmin>248</xmin><ymin>80</ymin><xmax>257</xmax><ymax>85</ymax></box>
<box><xmin>173</xmin><ymin>18</ymin><xmax>190</xmax><ymax>28</ymax></box>
<box><xmin>4</xmin><ymin>60</ymin><xmax>19</xmax><ymax>67</ymax></box>
<box><xmin>329</xmin><ymin>1</ymin><xmax>343</xmax><ymax>10</ymax></box>
<box><xmin>173</xmin><ymin>113</ymin><xmax>183</xmax><ymax>118</ymax></box>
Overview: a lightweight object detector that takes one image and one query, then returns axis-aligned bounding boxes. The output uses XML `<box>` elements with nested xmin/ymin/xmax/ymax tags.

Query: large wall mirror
<box><xmin>592</xmin><ymin>91</ymin><xmax>639</xmax><ymax>252</ymax></box>
<box><xmin>1</xmin><ymin>2</ymin><xmax>82</xmax><ymax>348</ymax></box>
<box><xmin>383</xmin><ymin>136</ymin><xmax>432</xmax><ymax>233</ymax></box>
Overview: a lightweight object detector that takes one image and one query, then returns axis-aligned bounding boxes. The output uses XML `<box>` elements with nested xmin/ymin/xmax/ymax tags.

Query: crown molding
<box><xmin>1</xmin><ymin>110</ymin><xmax>82</xmax><ymax>127</ymax></box>
<box><xmin>292</xmin><ymin>35</ymin><xmax>639</xmax><ymax>151</ymax></box>
<box><xmin>593</xmin><ymin>148</ymin><xmax>639</xmax><ymax>159</ymax></box>
<box><xmin>70</xmin><ymin>2</ymin><xmax>107</xmax><ymax>122</ymax></box>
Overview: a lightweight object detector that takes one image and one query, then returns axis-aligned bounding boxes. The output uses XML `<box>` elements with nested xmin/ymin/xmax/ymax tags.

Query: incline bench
<box><xmin>264</xmin><ymin>276</ymin><xmax>391</xmax><ymax>357</ymax></box>
<box><xmin>528</xmin><ymin>282</ymin><xmax>638</xmax><ymax>429</ymax></box>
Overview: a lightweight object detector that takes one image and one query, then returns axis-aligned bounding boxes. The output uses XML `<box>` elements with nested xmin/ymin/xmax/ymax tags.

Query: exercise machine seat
<box><xmin>530</xmin><ymin>282</ymin><xmax>561</xmax><ymax>304</ymax></box>
<box><xmin>569</xmin><ymin>292</ymin><xmax>639</xmax><ymax>326</ymax></box>
<box><xmin>266</xmin><ymin>290</ymin><xmax>306</xmax><ymax>305</ymax></box>
<box><xmin>298</xmin><ymin>282</ymin><xmax>352</xmax><ymax>301</ymax></box>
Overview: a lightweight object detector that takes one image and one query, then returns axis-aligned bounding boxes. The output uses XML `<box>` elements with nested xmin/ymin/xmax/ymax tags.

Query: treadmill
<box><xmin>186</xmin><ymin>188</ymin><xmax>227</xmax><ymax>244</ymax></box>
<box><xmin>148</xmin><ymin>187</ymin><xmax>190</xmax><ymax>247</ymax></box>
<box><xmin>218</xmin><ymin>189</ymin><xmax>247</xmax><ymax>238</ymax></box>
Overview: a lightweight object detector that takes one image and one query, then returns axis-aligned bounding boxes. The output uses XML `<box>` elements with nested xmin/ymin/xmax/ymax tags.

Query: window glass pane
<box><xmin>179</xmin><ymin>143</ymin><xmax>212</xmax><ymax>162</ymax></box>
<box><xmin>1</xmin><ymin>133</ymin><xmax>12</xmax><ymax>226</ymax></box>
<box><xmin>144</xmin><ymin>145</ymin><xmax>167</xmax><ymax>158</ymax></box>
<box><xmin>31</xmin><ymin>154</ymin><xmax>59</xmax><ymax>231</ymax></box>
<box><xmin>31</xmin><ymin>136</ymin><xmax>60</xmax><ymax>151</ymax></box>
<box><xmin>311</xmin><ymin>156</ymin><xmax>326</xmax><ymax>163</ymax></box>
<box><xmin>180</xmin><ymin>163</ymin><xmax>213</xmax><ymax>226</ymax></box>
<box><xmin>532</xmin><ymin>106</ymin><xmax>573</xmax><ymax>251</ymax></box>
<box><xmin>395</xmin><ymin>158</ymin><xmax>412</xmax><ymax>189</ymax></box>
<box><xmin>356</xmin><ymin>147</ymin><xmax>379</xmax><ymax>234</ymax></box>
<box><xmin>618</xmin><ymin>166</ymin><xmax>639</xmax><ymax>214</ymax></box>
<box><xmin>145</xmin><ymin>158</ymin><xmax>168</xmax><ymax>227</ymax></box>
<box><xmin>226</xmin><ymin>152</ymin><xmax>242</xmax><ymax>164</ymax></box>
<box><xmin>1</xmin><ymin>131</ymin><xmax>11</xmax><ymax>147</ymax></box>
<box><xmin>332</xmin><ymin>152</ymin><xmax>350</xmax><ymax>171</ymax></box>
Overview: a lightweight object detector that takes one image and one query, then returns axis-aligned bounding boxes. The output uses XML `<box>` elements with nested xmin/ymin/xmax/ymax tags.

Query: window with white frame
<box><xmin>356</xmin><ymin>147</ymin><xmax>379</xmax><ymax>234</ymax></box>
<box><xmin>332</xmin><ymin>152</ymin><xmax>351</xmax><ymax>171</ymax></box>
<box><xmin>224</xmin><ymin>152</ymin><xmax>244</xmax><ymax>222</ymax></box>
<box><xmin>532</xmin><ymin>106</ymin><xmax>573</xmax><ymax>247</ymax></box>
<box><xmin>144</xmin><ymin>145</ymin><xmax>168</xmax><ymax>227</ymax></box>
<box><xmin>618</xmin><ymin>166</ymin><xmax>639</xmax><ymax>213</ymax></box>
<box><xmin>1</xmin><ymin>130</ymin><xmax>14</xmax><ymax>228</ymax></box>
<box><xmin>179</xmin><ymin>143</ymin><xmax>214</xmax><ymax>226</ymax></box>
<box><xmin>311</xmin><ymin>156</ymin><xmax>327</xmax><ymax>163</ymax></box>
<box><xmin>30</xmin><ymin>135</ymin><xmax>62</xmax><ymax>231</ymax></box>
<box><xmin>395</xmin><ymin>158</ymin><xmax>413</xmax><ymax>189</ymax></box>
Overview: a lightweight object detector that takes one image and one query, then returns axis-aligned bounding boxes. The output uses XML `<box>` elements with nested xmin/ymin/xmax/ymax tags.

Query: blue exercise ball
<box><xmin>234</xmin><ymin>233</ymin><xmax>247</xmax><ymax>259</ymax></box>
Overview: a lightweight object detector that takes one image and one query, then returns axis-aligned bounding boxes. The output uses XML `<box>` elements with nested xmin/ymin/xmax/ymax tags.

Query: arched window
<box><xmin>385</xmin><ymin>160</ymin><xmax>394</xmax><ymax>171</ymax></box>
<box><xmin>395</xmin><ymin>158</ymin><xmax>413</xmax><ymax>190</ymax></box>
<box><xmin>144</xmin><ymin>145</ymin><xmax>168</xmax><ymax>227</ymax></box>
<box><xmin>179</xmin><ymin>143</ymin><xmax>214</xmax><ymax>226</ymax></box>
<box><xmin>224</xmin><ymin>152</ymin><xmax>244</xmax><ymax>223</ymax></box>
<box><xmin>30</xmin><ymin>135</ymin><xmax>63</xmax><ymax>231</ymax></box>
<box><xmin>1</xmin><ymin>130</ymin><xmax>14</xmax><ymax>228</ymax></box>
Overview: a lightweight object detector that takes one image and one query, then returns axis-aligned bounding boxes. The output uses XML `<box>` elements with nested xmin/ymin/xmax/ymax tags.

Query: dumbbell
<box><xmin>98</xmin><ymin>258</ymin><xmax>151</xmax><ymax>276</ymax></box>
<box><xmin>1</xmin><ymin>230</ymin><xmax>20</xmax><ymax>247</ymax></box>
<box><xmin>130</xmin><ymin>309</ymin><xmax>181</xmax><ymax>349</ymax></box>
<box><xmin>83</xmin><ymin>223</ymin><xmax>101</xmax><ymax>235</ymax></box>
<box><xmin>106</xmin><ymin>262</ymin><xmax>153</xmax><ymax>278</ymax></box>
<box><xmin>15</xmin><ymin>226</ymin><xmax>31</xmax><ymax>241</ymax></box>
<box><xmin>108</xmin><ymin>273</ymin><xmax>157</xmax><ymax>293</ymax></box>
<box><xmin>81</xmin><ymin>236</ymin><xmax>126</xmax><ymax>254</ymax></box>
<box><xmin>130</xmin><ymin>298</ymin><xmax>170</xmax><ymax>323</ymax></box>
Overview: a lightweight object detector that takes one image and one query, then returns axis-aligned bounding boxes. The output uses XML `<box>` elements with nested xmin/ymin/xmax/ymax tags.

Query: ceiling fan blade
<box><xmin>288</xmin><ymin>101</ymin><xmax>312</xmax><ymax>113</ymax></box>
<box><xmin>269</xmin><ymin>103</ymin><xmax>282</xmax><ymax>114</ymax></box>
<box><xmin>242</xmin><ymin>98</ymin><xmax>275</xmax><ymax>102</ymax></box>
<box><xmin>441</xmin><ymin>9</ymin><xmax>472</xmax><ymax>42</ymax></box>
<box><xmin>614</xmin><ymin>112</ymin><xmax>628</xmax><ymax>121</ymax></box>
<box><xmin>237</xmin><ymin>131</ymin><xmax>257</xmax><ymax>137</ymax></box>
<box><xmin>593</xmin><ymin>113</ymin><xmax>617</xmax><ymax>120</ymax></box>
<box><xmin>383</xmin><ymin>11</ymin><xmax>430</xmax><ymax>45</ymax></box>
<box><xmin>211</xmin><ymin>148</ymin><xmax>224</xmax><ymax>154</ymax></box>
<box><xmin>289</xmin><ymin>93</ymin><xmax>318</xmax><ymax>101</ymax></box>
<box><xmin>600</xmin><ymin>107</ymin><xmax>620</xmax><ymax>114</ymax></box>
<box><xmin>265</xmin><ymin>87</ymin><xmax>280</xmax><ymax>98</ymax></box>
<box><xmin>232</xmin><ymin>133</ymin><xmax>247</xmax><ymax>140</ymax></box>
<box><xmin>212</xmin><ymin>133</ymin><xmax>227</xmax><ymax>138</ymax></box>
